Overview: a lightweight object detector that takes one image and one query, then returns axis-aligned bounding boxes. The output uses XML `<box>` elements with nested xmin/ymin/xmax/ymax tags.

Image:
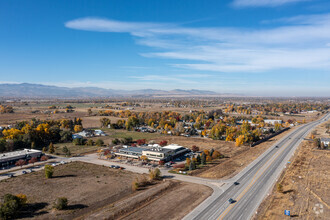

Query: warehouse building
<box><xmin>0</xmin><ymin>149</ymin><xmax>43</xmax><ymax>168</ymax></box>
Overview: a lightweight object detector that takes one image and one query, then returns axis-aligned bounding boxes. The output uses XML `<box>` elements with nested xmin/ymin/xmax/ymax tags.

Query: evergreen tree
<box><xmin>196</xmin><ymin>154</ymin><xmax>201</xmax><ymax>165</ymax></box>
<box><xmin>201</xmin><ymin>152</ymin><xmax>206</xmax><ymax>165</ymax></box>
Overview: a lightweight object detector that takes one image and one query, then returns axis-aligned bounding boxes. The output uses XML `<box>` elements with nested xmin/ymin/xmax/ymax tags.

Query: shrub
<box><xmin>45</xmin><ymin>165</ymin><xmax>54</xmax><ymax>178</ymax></box>
<box><xmin>86</xmin><ymin>139</ymin><xmax>94</xmax><ymax>146</ymax></box>
<box><xmin>0</xmin><ymin>194</ymin><xmax>23</xmax><ymax>219</ymax></box>
<box><xmin>149</xmin><ymin>168</ymin><xmax>161</xmax><ymax>180</ymax></box>
<box><xmin>191</xmin><ymin>145</ymin><xmax>199</xmax><ymax>152</ymax></box>
<box><xmin>212</xmin><ymin>151</ymin><xmax>222</xmax><ymax>159</ymax></box>
<box><xmin>112</xmin><ymin>138</ymin><xmax>120</xmax><ymax>145</ymax></box>
<box><xmin>40</xmin><ymin>155</ymin><xmax>49</xmax><ymax>161</ymax></box>
<box><xmin>173</xmin><ymin>164</ymin><xmax>185</xmax><ymax>169</ymax></box>
<box><xmin>53</xmin><ymin>197</ymin><xmax>68</xmax><ymax>210</ymax></box>
<box><xmin>159</xmin><ymin>140</ymin><xmax>168</xmax><ymax>147</ymax></box>
<box><xmin>95</xmin><ymin>139</ymin><xmax>104</xmax><ymax>146</ymax></box>
<box><xmin>72</xmin><ymin>138</ymin><xmax>85</xmax><ymax>146</ymax></box>
<box><xmin>206</xmin><ymin>155</ymin><xmax>212</xmax><ymax>162</ymax></box>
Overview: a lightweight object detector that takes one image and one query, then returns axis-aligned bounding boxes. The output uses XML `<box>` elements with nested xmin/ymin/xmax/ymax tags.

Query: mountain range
<box><xmin>0</xmin><ymin>83</ymin><xmax>228</xmax><ymax>98</ymax></box>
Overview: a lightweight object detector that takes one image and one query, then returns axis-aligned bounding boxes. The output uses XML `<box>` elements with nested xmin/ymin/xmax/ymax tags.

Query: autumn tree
<box><xmin>74</xmin><ymin>125</ymin><xmax>83</xmax><ymax>133</ymax></box>
<box><xmin>235</xmin><ymin>135</ymin><xmax>244</xmax><ymax>147</ymax></box>
<box><xmin>28</xmin><ymin>157</ymin><xmax>37</xmax><ymax>165</ymax></box>
<box><xmin>15</xmin><ymin>159</ymin><xmax>26</xmax><ymax>167</ymax></box>
<box><xmin>191</xmin><ymin>145</ymin><xmax>199</xmax><ymax>152</ymax></box>
<box><xmin>159</xmin><ymin>140</ymin><xmax>168</xmax><ymax>147</ymax></box>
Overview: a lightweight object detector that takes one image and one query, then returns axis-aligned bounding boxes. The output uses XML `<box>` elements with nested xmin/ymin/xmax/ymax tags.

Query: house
<box><xmin>320</xmin><ymin>138</ymin><xmax>330</xmax><ymax>147</ymax></box>
<box><xmin>94</xmin><ymin>129</ymin><xmax>106</xmax><ymax>136</ymax></box>
<box><xmin>76</xmin><ymin>130</ymin><xmax>93</xmax><ymax>138</ymax></box>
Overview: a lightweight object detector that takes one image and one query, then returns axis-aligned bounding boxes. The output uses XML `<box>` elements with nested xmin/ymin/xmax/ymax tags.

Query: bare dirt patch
<box><xmin>0</xmin><ymin>161</ymin><xmax>144</xmax><ymax>219</ymax></box>
<box><xmin>81</xmin><ymin>180</ymin><xmax>212</xmax><ymax>220</ymax></box>
<box><xmin>254</xmin><ymin>121</ymin><xmax>330</xmax><ymax>220</ymax></box>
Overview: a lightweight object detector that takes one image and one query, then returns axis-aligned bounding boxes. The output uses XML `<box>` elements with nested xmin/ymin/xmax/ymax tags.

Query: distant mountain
<box><xmin>0</xmin><ymin>83</ymin><xmax>229</xmax><ymax>98</ymax></box>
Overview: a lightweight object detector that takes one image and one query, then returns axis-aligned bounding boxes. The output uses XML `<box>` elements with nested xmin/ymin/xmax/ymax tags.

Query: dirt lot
<box><xmin>254</xmin><ymin>120</ymin><xmax>330</xmax><ymax>220</ymax></box>
<box><xmin>0</xmin><ymin>162</ymin><xmax>144</xmax><ymax>219</ymax></box>
<box><xmin>0</xmin><ymin>161</ymin><xmax>212</xmax><ymax>220</ymax></box>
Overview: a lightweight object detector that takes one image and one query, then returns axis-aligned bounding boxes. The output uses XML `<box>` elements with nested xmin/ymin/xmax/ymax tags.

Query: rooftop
<box><xmin>0</xmin><ymin>149</ymin><xmax>42</xmax><ymax>160</ymax></box>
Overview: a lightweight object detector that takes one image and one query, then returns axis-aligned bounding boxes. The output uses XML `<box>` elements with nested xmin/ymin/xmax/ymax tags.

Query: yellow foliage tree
<box><xmin>235</xmin><ymin>135</ymin><xmax>245</xmax><ymax>147</ymax></box>
<box><xmin>74</xmin><ymin>125</ymin><xmax>83</xmax><ymax>133</ymax></box>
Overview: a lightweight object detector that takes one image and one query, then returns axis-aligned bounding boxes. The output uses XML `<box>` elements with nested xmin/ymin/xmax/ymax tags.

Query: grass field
<box><xmin>53</xmin><ymin>143</ymin><xmax>101</xmax><ymax>156</ymax></box>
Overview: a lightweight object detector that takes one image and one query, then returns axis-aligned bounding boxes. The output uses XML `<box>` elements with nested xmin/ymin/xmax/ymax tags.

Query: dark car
<box><xmin>115</xmin><ymin>165</ymin><xmax>120</xmax><ymax>169</ymax></box>
<box><xmin>22</xmin><ymin>171</ymin><xmax>27</xmax><ymax>174</ymax></box>
<box><xmin>234</xmin><ymin>181</ymin><xmax>239</xmax><ymax>185</ymax></box>
<box><xmin>110</xmin><ymin>165</ymin><xmax>116</xmax><ymax>168</ymax></box>
<box><xmin>228</xmin><ymin>198</ymin><xmax>235</xmax><ymax>204</ymax></box>
<box><xmin>8</xmin><ymin>174</ymin><xmax>14</xmax><ymax>178</ymax></box>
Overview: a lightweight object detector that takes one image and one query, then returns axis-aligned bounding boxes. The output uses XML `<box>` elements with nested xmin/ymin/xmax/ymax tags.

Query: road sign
<box><xmin>284</xmin><ymin>210</ymin><xmax>290</xmax><ymax>216</ymax></box>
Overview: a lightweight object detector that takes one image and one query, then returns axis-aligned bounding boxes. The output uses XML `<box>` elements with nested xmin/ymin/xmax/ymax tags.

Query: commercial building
<box><xmin>0</xmin><ymin>149</ymin><xmax>43</xmax><ymax>167</ymax></box>
<box><xmin>115</xmin><ymin>144</ymin><xmax>190</xmax><ymax>162</ymax></box>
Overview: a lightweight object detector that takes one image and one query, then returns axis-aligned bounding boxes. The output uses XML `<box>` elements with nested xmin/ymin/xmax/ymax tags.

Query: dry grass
<box><xmin>254</xmin><ymin>120</ymin><xmax>330</xmax><ymax>220</ymax></box>
<box><xmin>0</xmin><ymin>162</ymin><xmax>144</xmax><ymax>219</ymax></box>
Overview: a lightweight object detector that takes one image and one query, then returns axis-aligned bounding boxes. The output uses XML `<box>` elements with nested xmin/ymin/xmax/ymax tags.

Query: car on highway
<box><xmin>228</xmin><ymin>198</ymin><xmax>236</xmax><ymax>204</ymax></box>
<box><xmin>234</xmin><ymin>181</ymin><xmax>239</xmax><ymax>185</ymax></box>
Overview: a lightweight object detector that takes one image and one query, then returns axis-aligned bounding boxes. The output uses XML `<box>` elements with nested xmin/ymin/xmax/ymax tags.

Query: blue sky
<box><xmin>1</xmin><ymin>0</ymin><xmax>330</xmax><ymax>96</ymax></box>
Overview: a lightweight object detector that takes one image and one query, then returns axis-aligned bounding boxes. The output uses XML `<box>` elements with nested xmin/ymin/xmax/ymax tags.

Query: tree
<box><xmin>112</xmin><ymin>138</ymin><xmax>120</xmax><ymax>145</ymax></box>
<box><xmin>212</xmin><ymin>151</ymin><xmax>222</xmax><ymax>159</ymax></box>
<box><xmin>28</xmin><ymin>157</ymin><xmax>37</xmax><ymax>165</ymax></box>
<box><xmin>0</xmin><ymin>194</ymin><xmax>23</xmax><ymax>219</ymax></box>
<box><xmin>276</xmin><ymin>183</ymin><xmax>283</xmax><ymax>193</ymax></box>
<box><xmin>95</xmin><ymin>139</ymin><xmax>104</xmax><ymax>146</ymax></box>
<box><xmin>149</xmin><ymin>168</ymin><xmax>161</xmax><ymax>180</ymax></box>
<box><xmin>87</xmin><ymin>108</ymin><xmax>92</xmax><ymax>116</ymax></box>
<box><xmin>136</xmin><ymin>139</ymin><xmax>146</xmax><ymax>146</ymax></box>
<box><xmin>201</xmin><ymin>152</ymin><xmax>206</xmax><ymax>165</ymax></box>
<box><xmin>210</xmin><ymin>148</ymin><xmax>214</xmax><ymax>157</ymax></box>
<box><xmin>189</xmin><ymin>161</ymin><xmax>196</xmax><ymax>171</ymax></box>
<box><xmin>74</xmin><ymin>125</ymin><xmax>83</xmax><ymax>133</ymax></box>
<box><xmin>45</xmin><ymin>165</ymin><xmax>54</xmax><ymax>178</ymax></box>
<box><xmin>40</xmin><ymin>155</ymin><xmax>49</xmax><ymax>161</ymax></box>
<box><xmin>53</xmin><ymin>197</ymin><xmax>68</xmax><ymax>210</ymax></box>
<box><xmin>235</xmin><ymin>135</ymin><xmax>244</xmax><ymax>147</ymax></box>
<box><xmin>86</xmin><ymin>139</ymin><xmax>94</xmax><ymax>146</ymax></box>
<box><xmin>191</xmin><ymin>145</ymin><xmax>199</xmax><ymax>152</ymax></box>
<box><xmin>159</xmin><ymin>140</ymin><xmax>168</xmax><ymax>147</ymax></box>
<box><xmin>100</xmin><ymin>118</ymin><xmax>111</xmax><ymax>128</ymax></box>
<box><xmin>140</xmin><ymin>155</ymin><xmax>148</xmax><ymax>161</ymax></box>
<box><xmin>196</xmin><ymin>154</ymin><xmax>201</xmax><ymax>165</ymax></box>
<box><xmin>42</xmin><ymin>146</ymin><xmax>47</xmax><ymax>153</ymax></box>
<box><xmin>62</xmin><ymin>146</ymin><xmax>69</xmax><ymax>155</ymax></box>
<box><xmin>206</xmin><ymin>155</ymin><xmax>212</xmax><ymax>162</ymax></box>
<box><xmin>48</xmin><ymin>143</ymin><xmax>55</xmax><ymax>154</ymax></box>
<box><xmin>15</xmin><ymin>159</ymin><xmax>26</xmax><ymax>168</ymax></box>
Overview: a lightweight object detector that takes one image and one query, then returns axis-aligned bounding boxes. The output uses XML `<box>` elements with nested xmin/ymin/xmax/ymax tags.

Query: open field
<box><xmin>0</xmin><ymin>162</ymin><xmax>144</xmax><ymax>219</ymax></box>
<box><xmin>0</xmin><ymin>161</ymin><xmax>212</xmax><ymax>220</ymax></box>
<box><xmin>53</xmin><ymin>143</ymin><xmax>101</xmax><ymax>156</ymax></box>
<box><xmin>254</xmin><ymin>120</ymin><xmax>330</xmax><ymax>220</ymax></box>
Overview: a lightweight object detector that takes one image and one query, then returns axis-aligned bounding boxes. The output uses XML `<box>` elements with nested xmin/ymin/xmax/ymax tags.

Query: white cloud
<box><xmin>65</xmin><ymin>14</ymin><xmax>330</xmax><ymax>73</ymax></box>
<box><xmin>232</xmin><ymin>0</ymin><xmax>309</xmax><ymax>8</ymax></box>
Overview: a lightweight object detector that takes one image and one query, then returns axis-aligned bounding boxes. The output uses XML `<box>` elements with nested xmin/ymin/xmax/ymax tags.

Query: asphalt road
<box><xmin>184</xmin><ymin>113</ymin><xmax>330</xmax><ymax>220</ymax></box>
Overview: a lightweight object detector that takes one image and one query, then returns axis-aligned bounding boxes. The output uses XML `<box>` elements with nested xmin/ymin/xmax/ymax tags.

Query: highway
<box><xmin>184</xmin><ymin>113</ymin><xmax>330</xmax><ymax>220</ymax></box>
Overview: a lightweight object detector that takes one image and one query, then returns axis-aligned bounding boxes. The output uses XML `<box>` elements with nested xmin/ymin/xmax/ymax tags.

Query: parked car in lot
<box><xmin>22</xmin><ymin>171</ymin><xmax>27</xmax><ymax>174</ymax></box>
<box><xmin>60</xmin><ymin>161</ymin><xmax>67</xmax><ymax>165</ymax></box>
<box><xmin>8</xmin><ymin>174</ymin><xmax>14</xmax><ymax>178</ymax></box>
